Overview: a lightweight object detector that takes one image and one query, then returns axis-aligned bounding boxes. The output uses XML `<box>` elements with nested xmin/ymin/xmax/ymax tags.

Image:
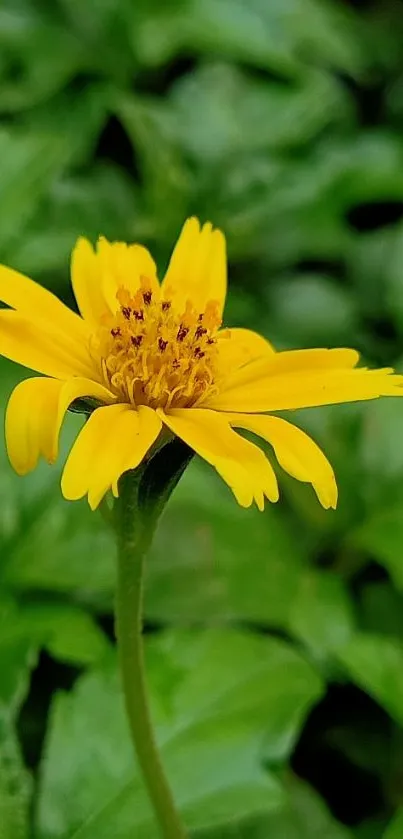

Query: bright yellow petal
<box><xmin>159</xmin><ymin>408</ymin><xmax>278</xmax><ymax>509</ymax></box>
<box><xmin>5</xmin><ymin>376</ymin><xmax>114</xmax><ymax>476</ymax></box>
<box><xmin>6</xmin><ymin>378</ymin><xmax>61</xmax><ymax>475</ymax></box>
<box><xmin>217</xmin><ymin>347</ymin><xmax>360</xmax><ymax>394</ymax></box>
<box><xmin>206</xmin><ymin>366</ymin><xmax>403</xmax><ymax>413</ymax></box>
<box><xmin>216</xmin><ymin>327</ymin><xmax>274</xmax><ymax>374</ymax></box>
<box><xmin>227</xmin><ymin>413</ymin><xmax>337</xmax><ymax>509</ymax></box>
<box><xmin>0</xmin><ymin>263</ymin><xmax>88</xmax><ymax>341</ymax></box>
<box><xmin>61</xmin><ymin>404</ymin><xmax>161</xmax><ymax>510</ymax></box>
<box><xmin>161</xmin><ymin>217</ymin><xmax>227</xmax><ymax>317</ymax></box>
<box><xmin>96</xmin><ymin>237</ymin><xmax>159</xmax><ymax>313</ymax></box>
<box><xmin>71</xmin><ymin>238</ymin><xmax>111</xmax><ymax>327</ymax></box>
<box><xmin>0</xmin><ymin>311</ymin><xmax>96</xmax><ymax>380</ymax></box>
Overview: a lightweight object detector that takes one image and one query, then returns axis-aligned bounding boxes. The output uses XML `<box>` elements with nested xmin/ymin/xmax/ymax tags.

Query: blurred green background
<box><xmin>3</xmin><ymin>1</ymin><xmax>403</xmax><ymax>837</ymax></box>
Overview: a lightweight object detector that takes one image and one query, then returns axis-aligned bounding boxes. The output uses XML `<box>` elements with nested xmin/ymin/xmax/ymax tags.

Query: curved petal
<box><xmin>159</xmin><ymin>408</ymin><xmax>278</xmax><ymax>510</ymax></box>
<box><xmin>0</xmin><ymin>311</ymin><xmax>96</xmax><ymax>380</ymax></box>
<box><xmin>5</xmin><ymin>376</ymin><xmax>115</xmax><ymax>476</ymax></box>
<box><xmin>216</xmin><ymin>327</ymin><xmax>275</xmax><ymax>375</ymax></box>
<box><xmin>218</xmin><ymin>347</ymin><xmax>360</xmax><ymax>393</ymax></box>
<box><xmin>71</xmin><ymin>238</ymin><xmax>111</xmax><ymax>327</ymax></box>
<box><xmin>161</xmin><ymin>217</ymin><xmax>227</xmax><ymax>318</ymax></box>
<box><xmin>0</xmin><ymin>263</ymin><xmax>88</xmax><ymax>341</ymax></box>
<box><xmin>61</xmin><ymin>404</ymin><xmax>162</xmax><ymax>510</ymax></box>
<box><xmin>96</xmin><ymin>237</ymin><xmax>159</xmax><ymax>313</ymax></box>
<box><xmin>206</xmin><ymin>366</ymin><xmax>403</xmax><ymax>413</ymax></box>
<box><xmin>227</xmin><ymin>413</ymin><xmax>337</xmax><ymax>509</ymax></box>
<box><xmin>71</xmin><ymin>237</ymin><xmax>159</xmax><ymax>324</ymax></box>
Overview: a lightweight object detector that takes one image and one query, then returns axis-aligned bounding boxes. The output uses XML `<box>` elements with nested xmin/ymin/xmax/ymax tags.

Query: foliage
<box><xmin>1</xmin><ymin>0</ymin><xmax>403</xmax><ymax>836</ymax></box>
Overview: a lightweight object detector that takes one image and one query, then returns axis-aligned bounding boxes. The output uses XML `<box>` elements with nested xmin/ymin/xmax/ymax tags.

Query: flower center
<box><xmin>94</xmin><ymin>279</ymin><xmax>222</xmax><ymax>409</ymax></box>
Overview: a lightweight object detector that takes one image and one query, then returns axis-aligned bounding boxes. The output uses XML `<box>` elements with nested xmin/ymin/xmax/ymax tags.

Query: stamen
<box><xmin>131</xmin><ymin>335</ymin><xmax>143</xmax><ymax>348</ymax></box>
<box><xmin>177</xmin><ymin>325</ymin><xmax>189</xmax><ymax>342</ymax></box>
<box><xmin>96</xmin><ymin>286</ymin><xmax>221</xmax><ymax>409</ymax></box>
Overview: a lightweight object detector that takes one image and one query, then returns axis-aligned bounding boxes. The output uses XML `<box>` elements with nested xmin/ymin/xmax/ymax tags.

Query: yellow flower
<box><xmin>2</xmin><ymin>217</ymin><xmax>403</xmax><ymax>511</ymax></box>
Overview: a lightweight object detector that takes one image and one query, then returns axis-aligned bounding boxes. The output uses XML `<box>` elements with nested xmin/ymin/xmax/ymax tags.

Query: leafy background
<box><xmin>1</xmin><ymin>0</ymin><xmax>403</xmax><ymax>837</ymax></box>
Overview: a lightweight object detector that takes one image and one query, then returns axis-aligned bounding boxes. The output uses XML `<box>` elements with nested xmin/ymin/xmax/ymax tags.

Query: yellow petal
<box><xmin>71</xmin><ymin>238</ymin><xmax>111</xmax><ymax>327</ymax></box>
<box><xmin>0</xmin><ymin>311</ymin><xmax>96</xmax><ymax>379</ymax></box>
<box><xmin>161</xmin><ymin>217</ymin><xmax>227</xmax><ymax>317</ymax></box>
<box><xmin>61</xmin><ymin>404</ymin><xmax>161</xmax><ymax>510</ymax></box>
<box><xmin>5</xmin><ymin>376</ymin><xmax>115</xmax><ymax>476</ymax></box>
<box><xmin>207</xmin><ymin>366</ymin><xmax>403</xmax><ymax>413</ymax></box>
<box><xmin>159</xmin><ymin>408</ymin><xmax>278</xmax><ymax>509</ymax></box>
<box><xmin>96</xmin><ymin>237</ymin><xmax>159</xmax><ymax>313</ymax></box>
<box><xmin>216</xmin><ymin>327</ymin><xmax>274</xmax><ymax>374</ymax></box>
<box><xmin>218</xmin><ymin>347</ymin><xmax>360</xmax><ymax>394</ymax></box>
<box><xmin>227</xmin><ymin>413</ymin><xmax>337</xmax><ymax>509</ymax></box>
<box><xmin>0</xmin><ymin>262</ymin><xmax>88</xmax><ymax>341</ymax></box>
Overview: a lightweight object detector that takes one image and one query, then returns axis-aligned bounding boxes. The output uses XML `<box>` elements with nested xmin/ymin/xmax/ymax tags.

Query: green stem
<box><xmin>115</xmin><ymin>469</ymin><xmax>188</xmax><ymax>839</ymax></box>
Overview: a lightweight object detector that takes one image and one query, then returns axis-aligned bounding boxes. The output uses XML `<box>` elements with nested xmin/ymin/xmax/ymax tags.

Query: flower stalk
<box><xmin>114</xmin><ymin>442</ymin><xmax>192</xmax><ymax>839</ymax></box>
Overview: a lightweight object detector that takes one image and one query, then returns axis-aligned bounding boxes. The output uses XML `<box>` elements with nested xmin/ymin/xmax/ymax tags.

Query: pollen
<box><xmin>93</xmin><ymin>280</ymin><xmax>223</xmax><ymax>409</ymax></box>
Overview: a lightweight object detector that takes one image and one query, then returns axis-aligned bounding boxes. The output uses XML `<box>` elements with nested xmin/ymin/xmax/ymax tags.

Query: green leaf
<box><xmin>383</xmin><ymin>224</ymin><xmax>403</xmax><ymax>333</ymax></box>
<box><xmin>58</xmin><ymin>0</ymin><xmax>135</xmax><ymax>79</ymax></box>
<box><xmin>116</xmin><ymin>93</ymin><xmax>191</xmax><ymax>244</ymax></box>
<box><xmin>130</xmin><ymin>0</ymin><xmax>299</xmax><ymax>76</ymax></box>
<box><xmin>145</xmin><ymin>460</ymin><xmax>307</xmax><ymax>627</ymax></box>
<box><xmin>0</xmin><ymin>4</ymin><xmax>84</xmax><ymax>111</ymax></box>
<box><xmin>350</xmin><ymin>498</ymin><xmax>403</xmax><ymax>592</ymax></box>
<box><xmin>0</xmin><ymin>630</ymin><xmax>36</xmax><ymax>722</ymax></box>
<box><xmin>268</xmin><ymin>274</ymin><xmax>359</xmax><ymax>347</ymax></box>
<box><xmin>359</xmin><ymin>582</ymin><xmax>403</xmax><ymax>640</ymax></box>
<box><xmin>287</xmin><ymin>571</ymin><xmax>355</xmax><ymax>663</ymax></box>
<box><xmin>0</xmin><ymin>128</ymin><xmax>72</xmax><ymax>256</ymax></box>
<box><xmin>359</xmin><ymin>398</ymin><xmax>403</xmax><ymax>490</ymax></box>
<box><xmin>0</xmin><ymin>721</ymin><xmax>32</xmax><ymax>839</ymax></box>
<box><xmin>338</xmin><ymin>633</ymin><xmax>403</xmax><ymax>725</ymax></box>
<box><xmin>130</xmin><ymin>0</ymin><xmax>366</xmax><ymax>78</ymax></box>
<box><xmin>5</xmin><ymin>453</ymin><xmax>308</xmax><ymax>627</ymax></box>
<box><xmin>21</xmin><ymin>84</ymin><xmax>110</xmax><ymax>168</ymax></box>
<box><xmin>260</xmin><ymin>774</ymin><xmax>353</xmax><ymax>838</ymax></box>
<box><xmin>383</xmin><ymin>811</ymin><xmax>403</xmax><ymax>839</ymax></box>
<box><xmin>5</xmin><ymin>489</ymin><xmax>116</xmax><ymax>600</ymax></box>
<box><xmin>37</xmin><ymin>630</ymin><xmax>323</xmax><ymax>838</ymax></box>
<box><xmin>355</xmin><ymin>819</ymin><xmax>387</xmax><ymax>839</ymax></box>
<box><xmin>168</xmin><ymin>64</ymin><xmax>352</xmax><ymax>162</ymax></box>
<box><xmin>8</xmin><ymin>164</ymin><xmax>141</xmax><ymax>279</ymax></box>
<box><xmin>4</xmin><ymin>448</ymin><xmax>354</xmax><ymax>661</ymax></box>
<box><xmin>205</xmin><ymin>774</ymin><xmax>353</xmax><ymax>838</ymax></box>
<box><xmin>16</xmin><ymin>603</ymin><xmax>111</xmax><ymax>667</ymax></box>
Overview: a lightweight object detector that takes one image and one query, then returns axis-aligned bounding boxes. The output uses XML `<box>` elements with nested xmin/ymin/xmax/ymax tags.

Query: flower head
<box><xmin>2</xmin><ymin>217</ymin><xmax>403</xmax><ymax>511</ymax></box>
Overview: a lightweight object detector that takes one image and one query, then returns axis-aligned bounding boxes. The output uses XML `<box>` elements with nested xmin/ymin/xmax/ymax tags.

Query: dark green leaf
<box><xmin>168</xmin><ymin>64</ymin><xmax>352</xmax><ymax>162</ymax></box>
<box><xmin>338</xmin><ymin>634</ymin><xmax>403</xmax><ymax>725</ymax></box>
<box><xmin>0</xmin><ymin>4</ymin><xmax>83</xmax><ymax>111</ymax></box>
<box><xmin>287</xmin><ymin>571</ymin><xmax>355</xmax><ymax>663</ymax></box>
<box><xmin>0</xmin><ymin>721</ymin><xmax>32</xmax><ymax>839</ymax></box>
<box><xmin>37</xmin><ymin>630</ymin><xmax>323</xmax><ymax>838</ymax></box>
<box><xmin>383</xmin><ymin>811</ymin><xmax>403</xmax><ymax>839</ymax></box>
<box><xmin>203</xmin><ymin>774</ymin><xmax>353</xmax><ymax>838</ymax></box>
<box><xmin>145</xmin><ymin>460</ymin><xmax>307</xmax><ymax>627</ymax></box>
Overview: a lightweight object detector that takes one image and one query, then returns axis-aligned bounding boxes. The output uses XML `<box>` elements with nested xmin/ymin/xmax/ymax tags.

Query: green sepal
<box><xmin>114</xmin><ymin>438</ymin><xmax>194</xmax><ymax>542</ymax></box>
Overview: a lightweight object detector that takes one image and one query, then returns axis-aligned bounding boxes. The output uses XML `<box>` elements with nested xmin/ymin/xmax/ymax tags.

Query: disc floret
<box><xmin>95</xmin><ymin>279</ymin><xmax>223</xmax><ymax>409</ymax></box>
